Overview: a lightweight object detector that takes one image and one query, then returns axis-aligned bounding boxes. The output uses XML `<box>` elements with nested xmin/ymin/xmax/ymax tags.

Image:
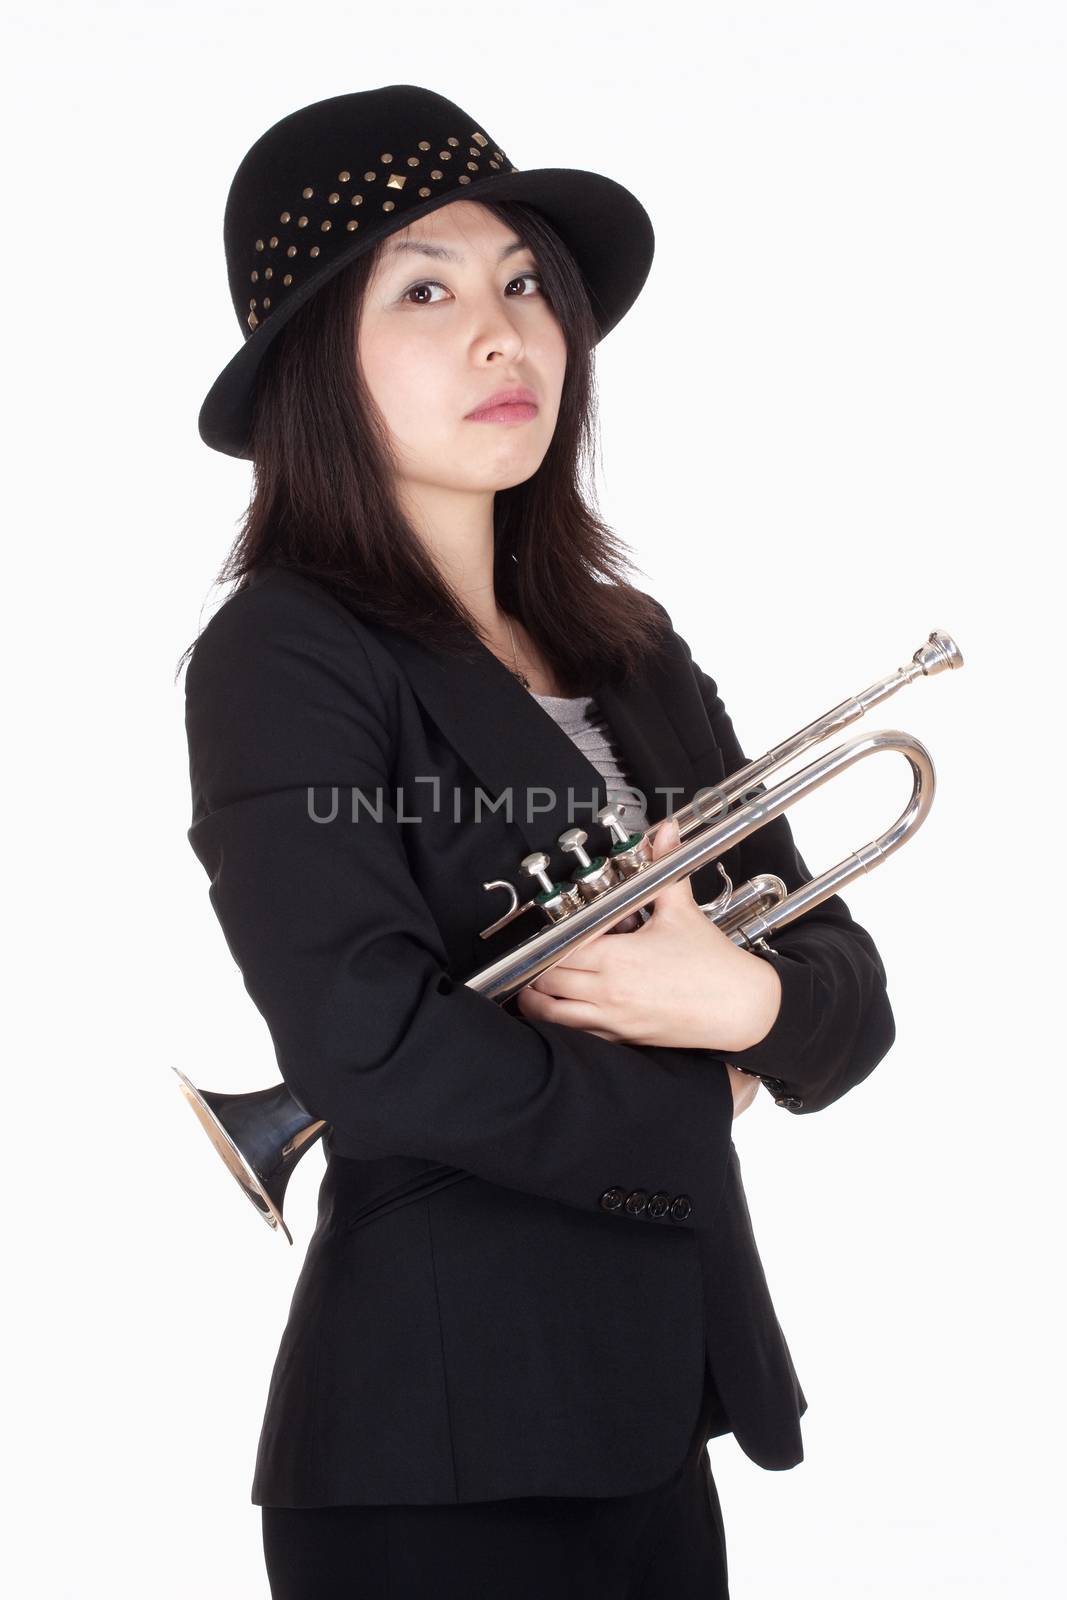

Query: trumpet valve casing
<box><xmin>571</xmin><ymin>856</ymin><xmax>616</xmax><ymax>902</ymax></box>
<box><xmin>536</xmin><ymin>881</ymin><xmax>584</xmax><ymax>924</ymax></box>
<box><xmin>607</xmin><ymin>835</ymin><xmax>653</xmax><ymax>877</ymax></box>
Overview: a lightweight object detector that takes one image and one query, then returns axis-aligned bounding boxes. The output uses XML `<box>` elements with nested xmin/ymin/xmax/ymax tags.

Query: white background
<box><xmin>7</xmin><ymin>2</ymin><xmax>1063</xmax><ymax>1595</ymax></box>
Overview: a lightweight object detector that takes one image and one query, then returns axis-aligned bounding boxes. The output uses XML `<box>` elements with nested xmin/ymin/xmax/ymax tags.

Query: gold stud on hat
<box><xmin>205</xmin><ymin>85</ymin><xmax>654</xmax><ymax>459</ymax></box>
<box><xmin>238</xmin><ymin>110</ymin><xmax>524</xmax><ymax>347</ymax></box>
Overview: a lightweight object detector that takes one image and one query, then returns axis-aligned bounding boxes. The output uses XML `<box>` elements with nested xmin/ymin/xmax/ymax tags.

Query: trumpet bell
<box><xmin>172</xmin><ymin>1067</ymin><xmax>326</xmax><ymax>1244</ymax></box>
<box><xmin>175</xmin><ymin>630</ymin><xmax>964</xmax><ymax>1241</ymax></box>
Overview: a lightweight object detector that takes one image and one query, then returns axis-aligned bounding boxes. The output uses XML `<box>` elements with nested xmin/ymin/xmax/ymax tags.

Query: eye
<box><xmin>402</xmin><ymin>280</ymin><xmax>449</xmax><ymax>305</ymax></box>
<box><xmin>400</xmin><ymin>272</ymin><xmax>545</xmax><ymax>306</ymax></box>
<box><xmin>505</xmin><ymin>272</ymin><xmax>544</xmax><ymax>297</ymax></box>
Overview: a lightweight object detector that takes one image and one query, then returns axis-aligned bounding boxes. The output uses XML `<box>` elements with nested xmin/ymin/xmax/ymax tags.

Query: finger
<box><xmin>648</xmin><ymin>815</ymin><xmax>696</xmax><ymax>913</ymax></box>
<box><xmin>527</xmin><ymin>967</ymin><xmax>601</xmax><ymax>1002</ymax></box>
<box><xmin>541</xmin><ymin>946</ymin><xmax>605</xmax><ymax>973</ymax></box>
<box><xmin>516</xmin><ymin>985</ymin><xmax>605</xmax><ymax>1032</ymax></box>
<box><xmin>652</xmin><ymin>815</ymin><xmax>680</xmax><ymax>856</ymax></box>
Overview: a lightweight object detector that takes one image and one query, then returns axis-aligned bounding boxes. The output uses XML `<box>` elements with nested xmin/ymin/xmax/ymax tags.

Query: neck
<box><xmin>398</xmin><ymin>480</ymin><xmax>507</xmax><ymax>642</ymax></box>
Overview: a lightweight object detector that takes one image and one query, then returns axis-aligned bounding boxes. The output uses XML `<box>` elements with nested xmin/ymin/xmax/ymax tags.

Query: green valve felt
<box><xmin>574</xmin><ymin>856</ymin><xmax>606</xmax><ymax>878</ymax></box>
<box><xmin>609</xmin><ymin>834</ymin><xmax>642</xmax><ymax>854</ymax></box>
<box><xmin>534</xmin><ymin>883</ymin><xmax>564</xmax><ymax>905</ymax></box>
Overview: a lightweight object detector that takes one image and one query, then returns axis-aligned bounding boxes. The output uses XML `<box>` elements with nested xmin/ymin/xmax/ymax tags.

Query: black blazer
<box><xmin>183</xmin><ymin>566</ymin><xmax>896</xmax><ymax>1508</ymax></box>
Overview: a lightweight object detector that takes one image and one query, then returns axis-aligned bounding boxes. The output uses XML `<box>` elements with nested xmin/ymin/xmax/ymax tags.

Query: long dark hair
<box><xmin>177</xmin><ymin>199</ymin><xmax>668</xmax><ymax>692</ymax></box>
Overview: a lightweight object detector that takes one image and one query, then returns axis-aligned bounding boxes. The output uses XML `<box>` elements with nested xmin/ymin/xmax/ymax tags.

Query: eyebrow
<box><xmin>381</xmin><ymin>237</ymin><xmax>532</xmax><ymax>265</ymax></box>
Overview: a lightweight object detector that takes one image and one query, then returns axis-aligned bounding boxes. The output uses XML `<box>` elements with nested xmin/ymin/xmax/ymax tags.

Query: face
<box><xmin>356</xmin><ymin>201</ymin><xmax>568</xmax><ymax>499</ymax></box>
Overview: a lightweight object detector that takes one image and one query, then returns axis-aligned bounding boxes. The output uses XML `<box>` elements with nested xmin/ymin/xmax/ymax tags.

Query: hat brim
<box><xmin>197</xmin><ymin>166</ymin><xmax>654</xmax><ymax>460</ymax></box>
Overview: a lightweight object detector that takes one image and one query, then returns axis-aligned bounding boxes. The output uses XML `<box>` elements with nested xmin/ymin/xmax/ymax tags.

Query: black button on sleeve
<box><xmin>775</xmin><ymin>1095</ymin><xmax>805</xmax><ymax>1110</ymax></box>
<box><xmin>624</xmin><ymin>1189</ymin><xmax>650</xmax><ymax>1216</ymax></box>
<box><xmin>647</xmin><ymin>1191</ymin><xmax>671</xmax><ymax>1218</ymax></box>
<box><xmin>670</xmin><ymin>1195</ymin><xmax>692</xmax><ymax>1220</ymax></box>
<box><xmin>599</xmin><ymin>1187</ymin><xmax>626</xmax><ymax>1213</ymax></box>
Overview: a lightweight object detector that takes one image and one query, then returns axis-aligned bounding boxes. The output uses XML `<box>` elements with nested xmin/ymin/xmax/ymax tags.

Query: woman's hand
<box><xmin>514</xmin><ymin>815</ymin><xmax>783</xmax><ymax>1054</ymax></box>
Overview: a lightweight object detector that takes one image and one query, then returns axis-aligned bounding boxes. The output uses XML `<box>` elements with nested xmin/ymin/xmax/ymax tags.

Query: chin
<box><xmin>481</xmin><ymin>442</ymin><xmax>552</xmax><ymax>486</ymax></box>
<box><xmin>490</xmin><ymin>462</ymin><xmax>546</xmax><ymax>491</ymax></box>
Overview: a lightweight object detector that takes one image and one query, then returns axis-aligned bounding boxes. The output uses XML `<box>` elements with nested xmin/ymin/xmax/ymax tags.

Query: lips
<box><xmin>465</xmin><ymin>385</ymin><xmax>538</xmax><ymax>419</ymax></box>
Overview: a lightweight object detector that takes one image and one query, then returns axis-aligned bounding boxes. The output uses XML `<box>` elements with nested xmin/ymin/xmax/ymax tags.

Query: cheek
<box><xmin>359</xmin><ymin>330</ymin><xmax>454</xmax><ymax>445</ymax></box>
<box><xmin>531</xmin><ymin>319</ymin><xmax>568</xmax><ymax>411</ymax></box>
<box><xmin>547</xmin><ymin>320</ymin><xmax>568</xmax><ymax>372</ymax></box>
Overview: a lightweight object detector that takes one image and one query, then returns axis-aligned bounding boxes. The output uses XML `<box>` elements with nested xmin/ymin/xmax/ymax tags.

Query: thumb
<box><xmin>647</xmin><ymin>815</ymin><xmax>696</xmax><ymax>916</ymax></box>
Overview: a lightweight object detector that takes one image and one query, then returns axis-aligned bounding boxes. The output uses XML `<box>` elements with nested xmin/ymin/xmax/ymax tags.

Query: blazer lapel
<box><xmin>595</xmin><ymin>674</ymin><xmax>694</xmax><ymax>828</ymax></box>
<box><xmin>364</xmin><ymin>622</ymin><xmax>702</xmax><ymax>865</ymax></box>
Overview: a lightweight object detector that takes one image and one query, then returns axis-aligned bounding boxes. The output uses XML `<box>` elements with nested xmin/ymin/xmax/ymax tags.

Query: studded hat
<box><xmin>197</xmin><ymin>84</ymin><xmax>656</xmax><ymax>459</ymax></box>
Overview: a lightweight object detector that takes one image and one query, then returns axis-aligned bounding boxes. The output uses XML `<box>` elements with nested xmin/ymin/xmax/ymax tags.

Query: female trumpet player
<box><xmin>182</xmin><ymin>85</ymin><xmax>897</xmax><ymax>1599</ymax></box>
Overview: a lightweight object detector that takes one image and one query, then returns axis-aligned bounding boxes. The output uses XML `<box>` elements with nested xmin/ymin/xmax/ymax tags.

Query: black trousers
<box><xmin>261</xmin><ymin>1369</ymin><xmax>729</xmax><ymax>1598</ymax></box>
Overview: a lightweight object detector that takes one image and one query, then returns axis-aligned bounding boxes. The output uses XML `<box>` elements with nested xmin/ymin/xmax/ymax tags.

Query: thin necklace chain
<box><xmin>504</xmin><ymin>614</ymin><xmax>531</xmax><ymax>690</ymax></box>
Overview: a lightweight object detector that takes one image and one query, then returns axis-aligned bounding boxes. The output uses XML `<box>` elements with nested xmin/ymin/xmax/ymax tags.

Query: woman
<box><xmin>183</xmin><ymin>85</ymin><xmax>897</xmax><ymax>1599</ymax></box>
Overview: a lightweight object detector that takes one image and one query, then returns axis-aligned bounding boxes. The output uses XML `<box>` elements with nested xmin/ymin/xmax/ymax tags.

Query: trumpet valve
<box><xmin>520</xmin><ymin>850</ymin><xmax>582</xmax><ymax>923</ymax></box>
<box><xmin>558</xmin><ymin>828</ymin><xmax>616</xmax><ymax>902</ymax></box>
<box><xmin>598</xmin><ymin>803</ymin><xmax>651</xmax><ymax>876</ymax></box>
<box><xmin>597</xmin><ymin>802</ymin><xmax>633</xmax><ymax>846</ymax></box>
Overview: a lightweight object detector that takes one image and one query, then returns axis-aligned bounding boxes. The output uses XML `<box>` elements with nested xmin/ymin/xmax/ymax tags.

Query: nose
<box><xmin>470</xmin><ymin>292</ymin><xmax>526</xmax><ymax>363</ymax></box>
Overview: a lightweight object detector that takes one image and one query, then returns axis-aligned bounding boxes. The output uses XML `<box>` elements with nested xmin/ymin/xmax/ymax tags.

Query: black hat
<box><xmin>198</xmin><ymin>84</ymin><xmax>655</xmax><ymax>459</ymax></box>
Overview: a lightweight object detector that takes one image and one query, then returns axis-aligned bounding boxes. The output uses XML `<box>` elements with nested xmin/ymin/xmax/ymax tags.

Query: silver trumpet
<box><xmin>173</xmin><ymin>630</ymin><xmax>963</xmax><ymax>1242</ymax></box>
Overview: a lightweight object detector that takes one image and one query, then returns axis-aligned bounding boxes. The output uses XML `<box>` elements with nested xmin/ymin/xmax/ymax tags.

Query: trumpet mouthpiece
<box><xmin>914</xmin><ymin>631</ymin><xmax>964</xmax><ymax>676</ymax></box>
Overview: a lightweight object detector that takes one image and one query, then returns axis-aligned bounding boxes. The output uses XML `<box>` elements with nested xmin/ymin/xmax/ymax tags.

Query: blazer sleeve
<box><xmin>183</xmin><ymin>579</ymin><xmax>736</xmax><ymax>1233</ymax></box>
<box><xmin>678</xmin><ymin>630</ymin><xmax>898</xmax><ymax>1115</ymax></box>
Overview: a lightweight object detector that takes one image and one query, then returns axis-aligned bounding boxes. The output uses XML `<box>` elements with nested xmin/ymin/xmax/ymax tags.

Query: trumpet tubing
<box><xmin>174</xmin><ymin>629</ymin><xmax>964</xmax><ymax>1240</ymax></box>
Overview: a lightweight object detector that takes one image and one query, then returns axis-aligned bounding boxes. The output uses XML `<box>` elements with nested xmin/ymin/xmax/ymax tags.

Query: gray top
<box><xmin>532</xmin><ymin>691</ymin><xmax>653</xmax><ymax>929</ymax></box>
<box><xmin>531</xmin><ymin>692</ymin><xmax>651</xmax><ymax>837</ymax></box>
